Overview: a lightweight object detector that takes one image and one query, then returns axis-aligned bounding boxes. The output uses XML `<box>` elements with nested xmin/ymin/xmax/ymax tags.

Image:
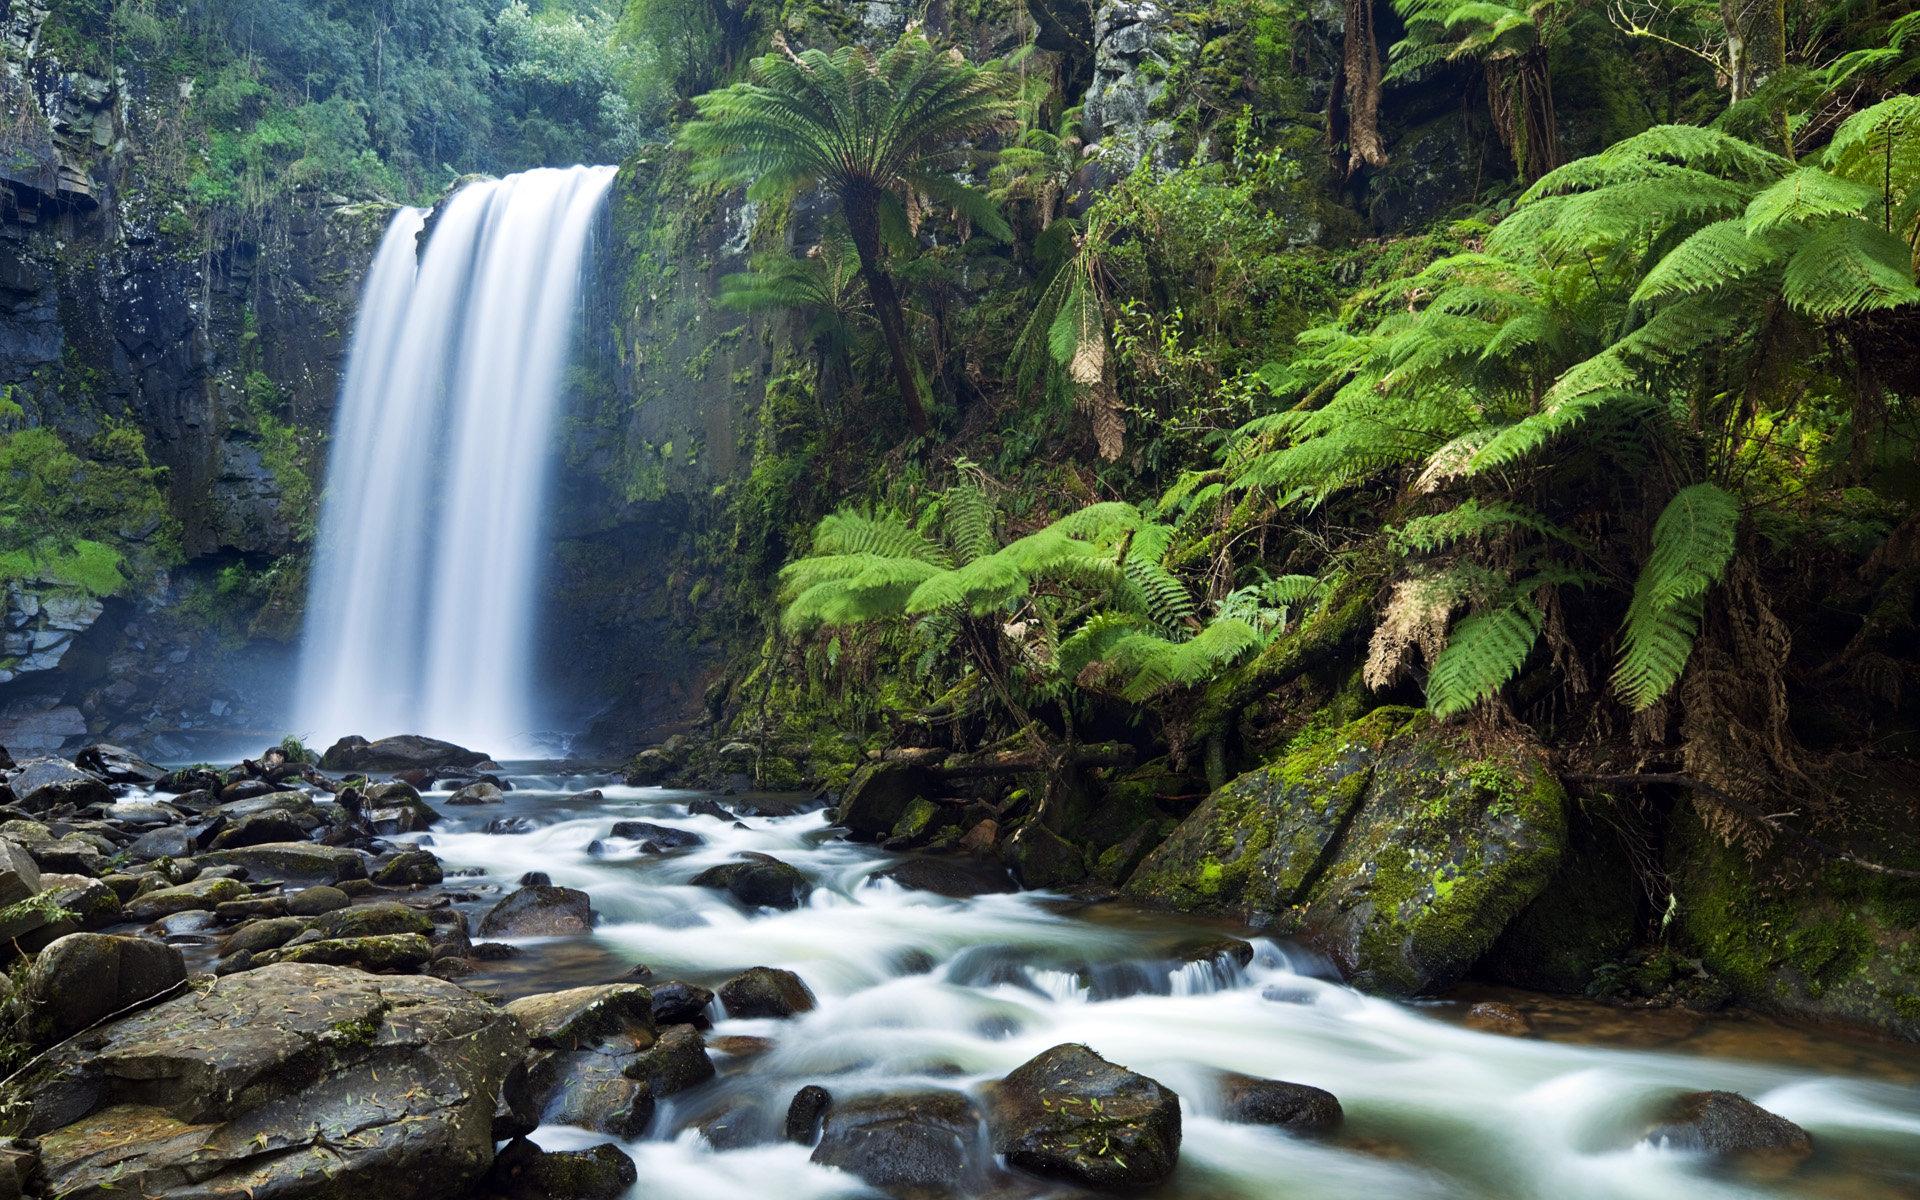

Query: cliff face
<box><xmin>0</xmin><ymin>4</ymin><xmax>388</xmax><ymax>755</ymax></box>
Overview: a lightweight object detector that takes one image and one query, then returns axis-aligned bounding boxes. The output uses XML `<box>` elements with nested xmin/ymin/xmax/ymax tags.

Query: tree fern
<box><xmin>1614</xmin><ymin>483</ymin><xmax>1740</xmax><ymax>710</ymax></box>
<box><xmin>1744</xmin><ymin>166</ymin><xmax>1885</xmax><ymax>234</ymax></box>
<box><xmin>1780</xmin><ymin>218</ymin><xmax>1920</xmax><ymax>316</ymax></box>
<box><xmin>1631</xmin><ymin>218</ymin><xmax>1786</xmax><ymax>303</ymax></box>
<box><xmin>1426</xmin><ymin>597</ymin><xmax>1544</xmax><ymax>717</ymax></box>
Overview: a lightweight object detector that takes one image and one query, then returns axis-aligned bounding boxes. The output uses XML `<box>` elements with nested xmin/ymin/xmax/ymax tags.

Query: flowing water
<box><xmin>294</xmin><ymin>166</ymin><xmax>617</xmax><ymax>754</ymax></box>
<box><xmin>406</xmin><ymin>770</ymin><xmax>1920</xmax><ymax>1200</ymax></box>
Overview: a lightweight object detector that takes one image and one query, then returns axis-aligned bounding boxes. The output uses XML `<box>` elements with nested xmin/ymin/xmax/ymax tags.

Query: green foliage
<box><xmin>0</xmin><ymin>414</ymin><xmax>178</xmax><ymax>597</ymax></box>
<box><xmin>1614</xmin><ymin>483</ymin><xmax>1739</xmax><ymax>710</ymax></box>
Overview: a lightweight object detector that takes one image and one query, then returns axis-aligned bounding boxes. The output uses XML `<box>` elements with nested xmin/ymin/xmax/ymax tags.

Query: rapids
<box><xmin>404</xmin><ymin>770</ymin><xmax>1920</xmax><ymax>1200</ymax></box>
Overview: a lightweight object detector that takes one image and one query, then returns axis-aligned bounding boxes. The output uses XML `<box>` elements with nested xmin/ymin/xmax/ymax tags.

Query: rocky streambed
<box><xmin>0</xmin><ymin>738</ymin><xmax>1917</xmax><ymax>1200</ymax></box>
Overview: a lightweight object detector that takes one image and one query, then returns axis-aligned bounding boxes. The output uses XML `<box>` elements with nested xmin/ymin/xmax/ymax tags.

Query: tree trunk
<box><xmin>1721</xmin><ymin>0</ymin><xmax>1789</xmax><ymax>151</ymax></box>
<box><xmin>845</xmin><ymin>191</ymin><xmax>930</xmax><ymax>436</ymax></box>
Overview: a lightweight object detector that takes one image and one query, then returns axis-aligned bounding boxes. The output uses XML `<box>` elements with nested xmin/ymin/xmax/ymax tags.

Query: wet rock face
<box><xmin>718</xmin><ymin>967</ymin><xmax>817</xmax><ymax>1019</ymax></box>
<box><xmin>13</xmin><ymin>932</ymin><xmax>185</xmax><ymax>1046</ymax></box>
<box><xmin>0</xmin><ymin>963</ymin><xmax>527</xmax><ymax>1200</ymax></box>
<box><xmin>480</xmin><ymin>884</ymin><xmax>595</xmax><ymax>937</ymax></box>
<box><xmin>988</xmin><ymin>1044</ymin><xmax>1182</xmax><ymax>1191</ymax></box>
<box><xmin>484</xmin><ymin>1138</ymin><xmax>637</xmax><ymax>1200</ymax></box>
<box><xmin>1127</xmin><ymin>708</ymin><xmax>1568</xmax><ymax>996</ymax></box>
<box><xmin>810</xmin><ymin>1089</ymin><xmax>988</xmax><ymax>1196</ymax></box>
<box><xmin>1641</xmin><ymin>1091</ymin><xmax>1813</xmax><ymax>1165</ymax></box>
<box><xmin>690</xmin><ymin>855</ymin><xmax>812</xmax><ymax>909</ymax></box>
<box><xmin>1218</xmin><ymin>1073</ymin><xmax>1342</xmax><ymax>1135</ymax></box>
<box><xmin>319</xmin><ymin>735</ymin><xmax>492</xmax><ymax>773</ymax></box>
<box><xmin>834</xmin><ymin>762</ymin><xmax>936</xmax><ymax>840</ymax></box>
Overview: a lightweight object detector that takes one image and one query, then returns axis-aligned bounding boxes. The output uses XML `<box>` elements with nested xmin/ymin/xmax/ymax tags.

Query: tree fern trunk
<box><xmin>1720</xmin><ymin>0</ymin><xmax>1789</xmax><ymax>152</ymax></box>
<box><xmin>1337</xmin><ymin>0</ymin><xmax>1387</xmax><ymax>174</ymax></box>
<box><xmin>846</xmin><ymin>192</ymin><xmax>931</xmax><ymax>436</ymax></box>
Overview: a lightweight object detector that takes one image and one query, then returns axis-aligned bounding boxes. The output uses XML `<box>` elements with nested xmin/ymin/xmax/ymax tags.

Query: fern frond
<box><xmin>1780</xmin><ymin>218</ymin><xmax>1920</xmax><ymax>317</ymax></box>
<box><xmin>1744</xmin><ymin>166</ymin><xmax>1883</xmax><ymax>234</ymax></box>
<box><xmin>1632</xmin><ymin>218</ymin><xmax>1787</xmax><ymax>304</ymax></box>
<box><xmin>1613</xmin><ymin>482</ymin><xmax>1739</xmax><ymax>710</ymax></box>
<box><xmin>1427</xmin><ymin>598</ymin><xmax>1543</xmax><ymax>718</ymax></box>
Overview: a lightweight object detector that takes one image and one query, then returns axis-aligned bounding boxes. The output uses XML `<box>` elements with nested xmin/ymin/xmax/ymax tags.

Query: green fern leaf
<box><xmin>1780</xmin><ymin>218</ymin><xmax>1920</xmax><ymax>317</ymax></box>
<box><xmin>1427</xmin><ymin>599</ymin><xmax>1543</xmax><ymax>717</ymax></box>
<box><xmin>1613</xmin><ymin>483</ymin><xmax>1739</xmax><ymax>710</ymax></box>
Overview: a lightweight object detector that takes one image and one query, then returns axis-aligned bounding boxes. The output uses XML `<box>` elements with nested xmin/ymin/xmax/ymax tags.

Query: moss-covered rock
<box><xmin>1481</xmin><ymin>800</ymin><xmax>1642</xmax><ymax>993</ymax></box>
<box><xmin>1668</xmin><ymin>806</ymin><xmax>1920</xmax><ymax>1039</ymax></box>
<box><xmin>1128</xmin><ymin>708</ymin><xmax>1567</xmax><ymax>995</ymax></box>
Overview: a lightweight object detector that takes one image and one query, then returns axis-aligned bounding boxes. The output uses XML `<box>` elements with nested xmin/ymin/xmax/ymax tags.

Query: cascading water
<box><xmin>294</xmin><ymin>166</ymin><xmax>617</xmax><ymax>754</ymax></box>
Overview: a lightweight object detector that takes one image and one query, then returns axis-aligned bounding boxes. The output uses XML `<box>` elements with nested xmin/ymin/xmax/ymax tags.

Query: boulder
<box><xmin>507</xmin><ymin>985</ymin><xmax>655</xmax><ymax>1050</ymax></box>
<box><xmin>287</xmin><ymin>885</ymin><xmax>351</xmax><ymax>916</ymax></box>
<box><xmin>1127</xmin><ymin>709</ymin><xmax>1567</xmax><ymax>996</ymax></box>
<box><xmin>1641</xmin><ymin>1091</ymin><xmax>1813</xmax><ymax>1164</ymax></box>
<box><xmin>0</xmin><ymin>1137</ymin><xmax>41</xmax><ymax>1197</ymax></box>
<box><xmin>125</xmin><ymin>876</ymin><xmax>249</xmax><ymax>920</ymax></box>
<box><xmin>36</xmin><ymin>873</ymin><xmax>120</xmax><ymax>928</ymax></box>
<box><xmin>14</xmin><ymin>933</ymin><xmax>186</xmax><ymax>1045</ymax></box>
<box><xmin>364</xmin><ymin>783</ymin><xmax>440</xmax><ymax>835</ymax></box>
<box><xmin>621</xmin><ymin>748</ymin><xmax>677</xmax><ymax>786</ymax></box>
<box><xmin>875</xmin><ymin>858</ymin><xmax>1015</xmax><ymax>898</ymax></box>
<box><xmin>834</xmin><ymin>762</ymin><xmax>936</xmax><ymax>841</ymax></box>
<box><xmin>787</xmin><ymin>1084</ymin><xmax>832</xmax><ymax>1144</ymax></box>
<box><xmin>690</xmin><ymin>856</ymin><xmax>811</xmax><ymax>910</ymax></box>
<box><xmin>1218</xmin><ymin>1073</ymin><xmax>1342</xmax><ymax>1135</ymax></box>
<box><xmin>650</xmin><ymin>980</ymin><xmax>715</xmax><ymax>1028</ymax></box>
<box><xmin>154</xmin><ymin>767</ymin><xmax>221</xmax><ymax>795</ymax></box>
<box><xmin>718</xmin><ymin>967</ymin><xmax>816</xmax><ymax>1019</ymax></box>
<box><xmin>8</xmin><ymin>759</ymin><xmax>111</xmax><ymax>811</ymax></box>
<box><xmin>511</xmin><ymin>988</ymin><xmax>662</xmax><ymax>1140</ymax></box>
<box><xmin>320</xmin><ymin>734</ymin><xmax>492</xmax><ymax>772</ymax></box>
<box><xmin>209</xmin><ymin>810</ymin><xmax>316</xmax><ymax>850</ymax></box>
<box><xmin>0</xmin><ymin>839</ymin><xmax>42</xmax><ymax>908</ymax></box>
<box><xmin>987</xmin><ymin>1044</ymin><xmax>1181</xmax><ymax>1191</ymax></box>
<box><xmin>483</xmin><ymin>1138</ymin><xmax>636</xmax><ymax>1200</ymax></box>
<box><xmin>195</xmin><ymin>842</ymin><xmax>370</xmax><ymax>884</ymax></box>
<box><xmin>217</xmin><ymin>916</ymin><xmax>308</xmax><ymax>957</ymax></box>
<box><xmin>622</xmin><ymin>1024</ymin><xmax>716</xmax><ymax>1096</ymax></box>
<box><xmin>479</xmin><ymin>885</ymin><xmax>594</xmax><ymax>937</ymax></box>
<box><xmin>447</xmin><ymin>782</ymin><xmax>505</xmax><ymax>806</ymax></box>
<box><xmin>255</xmin><ymin>933</ymin><xmax>434</xmax><ymax>973</ymax></box>
<box><xmin>311</xmin><ymin>901</ymin><xmax>435</xmax><ymax>940</ymax></box>
<box><xmin>687</xmin><ymin>798</ymin><xmax>734</xmax><ymax>822</ymax></box>
<box><xmin>373</xmin><ymin>850</ymin><xmax>444</xmax><ymax>886</ymax></box>
<box><xmin>0</xmin><ymin>963</ymin><xmax>526</xmax><ymax>1199</ymax></box>
<box><xmin>126</xmin><ymin>825</ymin><xmax>193</xmax><ymax>860</ymax></box>
<box><xmin>1003</xmin><ymin>824</ymin><xmax>1086</xmax><ymax>889</ymax></box>
<box><xmin>608</xmin><ymin>821</ymin><xmax>703</xmax><ymax>849</ymax></box>
<box><xmin>73</xmin><ymin>745</ymin><xmax>164</xmax><ymax>786</ymax></box>
<box><xmin>810</xmin><ymin>1089</ymin><xmax>986</xmax><ymax>1197</ymax></box>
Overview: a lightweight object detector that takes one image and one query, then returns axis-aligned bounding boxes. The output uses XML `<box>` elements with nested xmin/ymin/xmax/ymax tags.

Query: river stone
<box><xmin>988</xmin><ymin>1044</ymin><xmax>1181</xmax><ymax>1191</ymax></box>
<box><xmin>690</xmin><ymin>856</ymin><xmax>811</xmax><ymax>909</ymax></box>
<box><xmin>125</xmin><ymin>876</ymin><xmax>249</xmax><ymax>920</ymax></box>
<box><xmin>876</xmin><ymin>857</ymin><xmax>1016</xmax><ymax>898</ymax></box>
<box><xmin>312</xmin><ymin>901</ymin><xmax>435</xmax><ymax>940</ymax></box>
<box><xmin>255</xmin><ymin>933</ymin><xmax>434</xmax><ymax>973</ymax></box>
<box><xmin>372</xmin><ymin>849</ymin><xmax>444</xmax><ymax>886</ymax></box>
<box><xmin>834</xmin><ymin>762</ymin><xmax>936</xmax><ymax>841</ymax></box>
<box><xmin>15</xmin><ymin>933</ymin><xmax>186</xmax><ymax>1045</ymax></box>
<box><xmin>810</xmin><ymin>1089</ymin><xmax>986</xmax><ymax>1197</ymax></box>
<box><xmin>287</xmin><ymin>885</ymin><xmax>351</xmax><ymax>916</ymax></box>
<box><xmin>209</xmin><ymin>809</ymin><xmax>316</xmax><ymax>849</ymax></box>
<box><xmin>0</xmin><ymin>839</ymin><xmax>41</xmax><ymax>907</ymax></box>
<box><xmin>507</xmin><ymin>984</ymin><xmax>655</xmax><ymax>1050</ymax></box>
<box><xmin>718</xmin><ymin>967</ymin><xmax>816</xmax><ymax>1019</ymax></box>
<box><xmin>479</xmin><ymin>884</ymin><xmax>594</xmax><ymax>937</ymax></box>
<box><xmin>126</xmin><ymin>825</ymin><xmax>192</xmax><ymax>860</ymax></box>
<box><xmin>622</xmin><ymin>1024</ymin><xmax>716</xmax><ymax>1096</ymax></box>
<box><xmin>73</xmin><ymin>744</ymin><xmax>164</xmax><ymax>786</ymax></box>
<box><xmin>196</xmin><ymin>842</ymin><xmax>370</xmax><ymax>883</ymax></box>
<box><xmin>319</xmin><ymin>734</ymin><xmax>492</xmax><ymax>772</ymax></box>
<box><xmin>36</xmin><ymin>873</ymin><xmax>120</xmax><ymax>928</ymax></box>
<box><xmin>447</xmin><ymin>782</ymin><xmax>505</xmax><ymax>806</ymax></box>
<box><xmin>154</xmin><ymin>766</ymin><xmax>222</xmax><ymax>794</ymax></box>
<box><xmin>484</xmin><ymin>1138</ymin><xmax>637</xmax><ymax>1200</ymax></box>
<box><xmin>8</xmin><ymin>758</ymin><xmax>112</xmax><ymax>811</ymax></box>
<box><xmin>0</xmin><ymin>962</ymin><xmax>526</xmax><ymax>1199</ymax></box>
<box><xmin>787</xmin><ymin>1084</ymin><xmax>833</xmax><ymax>1144</ymax></box>
<box><xmin>365</xmin><ymin>784</ymin><xmax>440</xmax><ymax>835</ymax></box>
<box><xmin>1218</xmin><ymin>1073</ymin><xmax>1342</xmax><ymax>1134</ymax></box>
<box><xmin>1641</xmin><ymin>1091</ymin><xmax>1813</xmax><ymax>1164</ymax></box>
<box><xmin>1127</xmin><ymin>708</ymin><xmax>1567</xmax><ymax>996</ymax></box>
<box><xmin>218</xmin><ymin>916</ymin><xmax>308</xmax><ymax>956</ymax></box>
<box><xmin>650</xmin><ymin>980</ymin><xmax>715</xmax><ymax>1027</ymax></box>
<box><xmin>609</xmin><ymin>820</ymin><xmax>703</xmax><ymax>849</ymax></box>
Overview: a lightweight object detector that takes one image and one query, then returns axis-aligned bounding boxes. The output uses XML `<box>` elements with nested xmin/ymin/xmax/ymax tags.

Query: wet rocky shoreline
<box><xmin>0</xmin><ymin>735</ymin><xmax>1894</xmax><ymax>1200</ymax></box>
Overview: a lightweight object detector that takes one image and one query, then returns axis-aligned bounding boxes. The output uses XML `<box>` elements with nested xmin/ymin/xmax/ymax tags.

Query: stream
<box><xmin>402</xmin><ymin>768</ymin><xmax>1920</xmax><ymax>1200</ymax></box>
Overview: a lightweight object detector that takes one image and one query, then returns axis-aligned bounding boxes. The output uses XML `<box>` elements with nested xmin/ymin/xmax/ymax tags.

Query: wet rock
<box><xmin>8</xmin><ymin>758</ymin><xmax>112</xmax><ymax>811</ymax></box>
<box><xmin>810</xmin><ymin>1089</ymin><xmax>986</xmax><ymax>1197</ymax></box>
<box><xmin>486</xmin><ymin>816</ymin><xmax>538</xmax><ymax>835</ymax></box>
<box><xmin>1</xmin><ymin>963</ymin><xmax>525</xmax><ymax>1199</ymax></box>
<box><xmin>507</xmin><ymin>984</ymin><xmax>656</xmax><ymax>1050</ymax></box>
<box><xmin>218</xmin><ymin>778</ymin><xmax>283</xmax><ymax>804</ymax></box>
<box><xmin>35</xmin><ymin>873</ymin><xmax>120</xmax><ymax>928</ymax></box>
<box><xmin>567</xmin><ymin>789</ymin><xmax>605</xmax><ymax>805</ymax></box>
<box><xmin>286</xmin><ymin>885</ymin><xmax>351</xmax><ymax>916</ymax></box>
<box><xmin>363</xmin><ymin>782</ymin><xmax>440</xmax><ymax>835</ymax></box>
<box><xmin>0</xmin><ymin>840</ymin><xmax>40</xmax><ymax>907</ymax></box>
<box><xmin>217</xmin><ymin>895</ymin><xmax>290</xmax><ymax>921</ymax></box>
<box><xmin>479</xmin><ymin>884</ymin><xmax>595</xmax><ymax>937</ymax></box>
<box><xmin>876</xmin><ymin>857</ymin><xmax>1015</xmax><ymax>898</ymax></box>
<box><xmin>209</xmin><ymin>809</ymin><xmax>316</xmax><ymax>849</ymax></box>
<box><xmin>1218</xmin><ymin>1073</ymin><xmax>1342</xmax><ymax>1135</ymax></box>
<box><xmin>834</xmin><ymin>762</ymin><xmax>935</xmax><ymax>840</ymax></box>
<box><xmin>623</xmin><ymin>1024</ymin><xmax>716</xmax><ymax>1096</ymax></box>
<box><xmin>373</xmin><ymin>849</ymin><xmax>445</xmax><ymax>886</ymax></box>
<box><xmin>14</xmin><ymin>933</ymin><xmax>186</xmax><ymax>1045</ymax></box>
<box><xmin>650</xmin><ymin>980</ymin><xmax>715</xmax><ymax>1027</ymax></box>
<box><xmin>95</xmin><ymin>800</ymin><xmax>183</xmax><ymax>829</ymax></box>
<box><xmin>154</xmin><ymin>766</ymin><xmax>222</xmax><ymax>794</ymax></box>
<box><xmin>1464</xmin><ymin>1001</ymin><xmax>1533</xmax><ymax>1037</ymax></box>
<box><xmin>124</xmin><ymin>876</ymin><xmax>249</xmax><ymax>920</ymax></box>
<box><xmin>255</xmin><ymin>932</ymin><xmax>435</xmax><ymax>972</ymax></box>
<box><xmin>125</xmin><ymin>825</ymin><xmax>192</xmax><ymax>860</ymax></box>
<box><xmin>320</xmin><ymin>734</ymin><xmax>492</xmax><ymax>772</ymax></box>
<box><xmin>0</xmin><ymin>1137</ymin><xmax>41</xmax><ymax>1196</ymax></box>
<box><xmin>688</xmin><ymin>797</ymin><xmax>735</xmax><ymax>822</ymax></box>
<box><xmin>1004</xmin><ymin>823</ymin><xmax>1087</xmax><ymax>889</ymax></box>
<box><xmin>622</xmin><ymin>745</ymin><xmax>681</xmax><ymax>785</ymax></box>
<box><xmin>1641</xmin><ymin>1091</ymin><xmax>1813</xmax><ymax>1165</ymax></box>
<box><xmin>1171</xmin><ymin>936</ymin><xmax>1257</xmax><ymax>970</ymax></box>
<box><xmin>196</xmin><ymin>841</ymin><xmax>371</xmax><ymax>884</ymax></box>
<box><xmin>483</xmin><ymin>1137</ymin><xmax>637</xmax><ymax>1200</ymax></box>
<box><xmin>311</xmin><ymin>901</ymin><xmax>435</xmax><ymax>940</ymax></box>
<box><xmin>988</xmin><ymin>1044</ymin><xmax>1181</xmax><ymax>1191</ymax></box>
<box><xmin>1128</xmin><ymin>709</ymin><xmax>1567</xmax><ymax>996</ymax></box>
<box><xmin>218</xmin><ymin>916</ymin><xmax>308</xmax><ymax>957</ymax></box>
<box><xmin>718</xmin><ymin>967</ymin><xmax>816</xmax><ymax>1019</ymax></box>
<box><xmin>609</xmin><ymin>820</ymin><xmax>703</xmax><ymax>849</ymax></box>
<box><xmin>519</xmin><ymin>871</ymin><xmax>552</xmax><ymax>886</ymax></box>
<box><xmin>787</xmin><ymin>1084</ymin><xmax>833</xmax><ymax>1144</ymax></box>
<box><xmin>73</xmin><ymin>744</ymin><xmax>164</xmax><ymax>786</ymax></box>
<box><xmin>447</xmin><ymin>782</ymin><xmax>506</xmax><ymax>806</ymax></box>
<box><xmin>690</xmin><ymin>855</ymin><xmax>811</xmax><ymax>909</ymax></box>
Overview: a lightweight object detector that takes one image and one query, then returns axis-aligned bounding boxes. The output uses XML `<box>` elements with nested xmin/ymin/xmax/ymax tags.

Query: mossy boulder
<box><xmin>124</xmin><ymin>876</ymin><xmax>249</xmax><ymax>920</ymax></box>
<box><xmin>1667</xmin><ymin>801</ymin><xmax>1920</xmax><ymax>1039</ymax></box>
<box><xmin>1127</xmin><ymin>708</ymin><xmax>1568</xmax><ymax>996</ymax></box>
<box><xmin>255</xmin><ymin>933</ymin><xmax>434</xmax><ymax>973</ymax></box>
<box><xmin>835</xmin><ymin>761</ymin><xmax>936</xmax><ymax>841</ymax></box>
<box><xmin>195</xmin><ymin>842</ymin><xmax>370</xmax><ymax>884</ymax></box>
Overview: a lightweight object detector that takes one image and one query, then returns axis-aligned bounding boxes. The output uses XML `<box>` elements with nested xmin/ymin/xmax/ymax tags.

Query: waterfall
<box><xmin>295</xmin><ymin>165</ymin><xmax>618</xmax><ymax>755</ymax></box>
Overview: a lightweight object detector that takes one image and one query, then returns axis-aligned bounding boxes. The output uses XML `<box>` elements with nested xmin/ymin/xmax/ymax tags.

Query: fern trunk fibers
<box><xmin>1486</xmin><ymin>49</ymin><xmax>1559</xmax><ymax>181</ymax></box>
<box><xmin>1720</xmin><ymin>0</ymin><xmax>1789</xmax><ymax>151</ymax></box>
<box><xmin>845</xmin><ymin>190</ymin><xmax>931</xmax><ymax>436</ymax></box>
<box><xmin>1334</xmin><ymin>0</ymin><xmax>1387</xmax><ymax>174</ymax></box>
